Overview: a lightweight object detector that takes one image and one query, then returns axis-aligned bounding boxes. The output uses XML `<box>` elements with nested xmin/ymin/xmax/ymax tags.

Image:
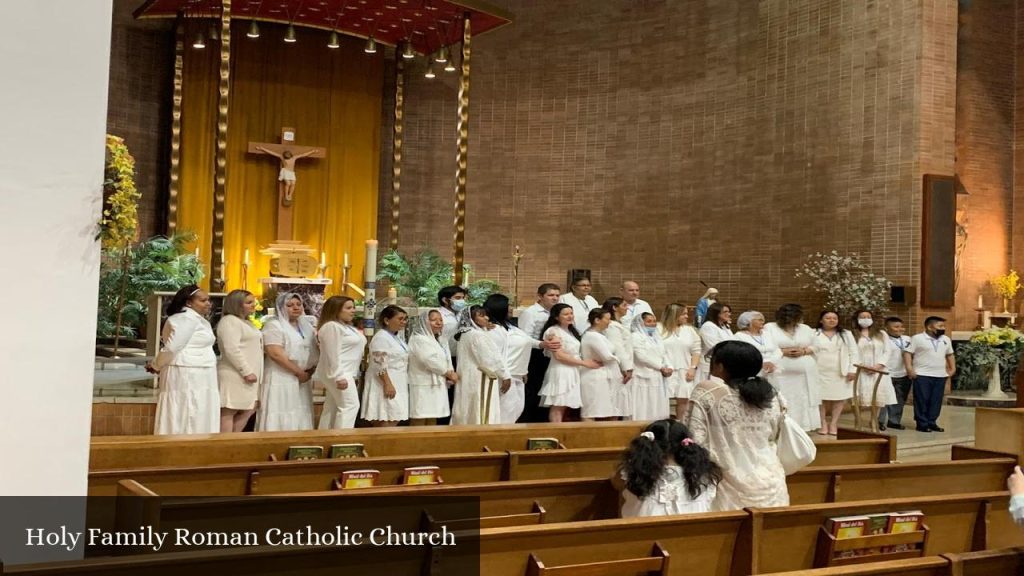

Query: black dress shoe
<box><xmin>929</xmin><ymin>425</ymin><xmax>945</xmax><ymax>432</ymax></box>
<box><xmin>878</xmin><ymin>423</ymin><xmax>886</xmax><ymax>431</ymax></box>
<box><xmin>887</xmin><ymin>422</ymin><xmax>905</xmax><ymax>430</ymax></box>
<box><xmin>916</xmin><ymin>426</ymin><xmax>932</xmax><ymax>433</ymax></box>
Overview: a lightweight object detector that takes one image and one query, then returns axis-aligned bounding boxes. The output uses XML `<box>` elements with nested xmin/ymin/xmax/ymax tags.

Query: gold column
<box><xmin>167</xmin><ymin>18</ymin><xmax>184</xmax><ymax>234</ymax></box>
<box><xmin>391</xmin><ymin>55</ymin><xmax>405</xmax><ymax>251</ymax></box>
<box><xmin>210</xmin><ymin>1</ymin><xmax>231</xmax><ymax>291</ymax></box>
<box><xmin>453</xmin><ymin>14</ymin><xmax>471</xmax><ymax>285</ymax></box>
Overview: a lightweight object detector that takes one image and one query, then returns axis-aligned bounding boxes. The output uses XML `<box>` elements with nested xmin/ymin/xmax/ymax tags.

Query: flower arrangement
<box><xmin>991</xmin><ymin>271</ymin><xmax>1021</xmax><ymax>312</ymax></box>
<box><xmin>954</xmin><ymin>326</ymin><xmax>1024</xmax><ymax>392</ymax></box>
<box><xmin>248</xmin><ymin>300</ymin><xmax>266</xmax><ymax>330</ymax></box>
<box><xmin>98</xmin><ymin>135</ymin><xmax>141</xmax><ymax>250</ymax></box>
<box><xmin>795</xmin><ymin>251</ymin><xmax>891</xmax><ymax>318</ymax></box>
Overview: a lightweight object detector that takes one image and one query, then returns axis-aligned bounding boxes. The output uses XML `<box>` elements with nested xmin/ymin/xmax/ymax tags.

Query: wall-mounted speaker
<box><xmin>890</xmin><ymin>285</ymin><xmax>917</xmax><ymax>305</ymax></box>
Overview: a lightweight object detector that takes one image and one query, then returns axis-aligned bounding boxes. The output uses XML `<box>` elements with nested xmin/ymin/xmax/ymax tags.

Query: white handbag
<box><xmin>776</xmin><ymin>411</ymin><xmax>817</xmax><ymax>475</ymax></box>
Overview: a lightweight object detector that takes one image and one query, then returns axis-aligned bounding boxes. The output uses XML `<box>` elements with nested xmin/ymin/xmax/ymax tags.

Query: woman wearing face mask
<box><xmin>258</xmin><ymin>292</ymin><xmax>319</xmax><ymax>431</ymax></box>
<box><xmin>408</xmin><ymin>309</ymin><xmax>458</xmax><ymax>426</ymax></box>
<box><xmin>540</xmin><ymin>303</ymin><xmax>602</xmax><ymax>422</ymax></box>
<box><xmin>361</xmin><ymin>305</ymin><xmax>411</xmax><ymax>427</ymax></box>
<box><xmin>451</xmin><ymin>306</ymin><xmax>509</xmax><ymax>425</ymax></box>
<box><xmin>852</xmin><ymin>310</ymin><xmax>898</xmax><ymax>431</ymax></box>
<box><xmin>697</xmin><ymin>303</ymin><xmax>733</xmax><ymax>383</ymax></box>
<box><xmin>314</xmin><ymin>296</ymin><xmax>365</xmax><ymax>429</ymax></box>
<box><xmin>149</xmin><ymin>284</ymin><xmax>220</xmax><ymax>435</ymax></box>
<box><xmin>813</xmin><ymin>310</ymin><xmax>859</xmax><ymax>436</ymax></box>
<box><xmin>631</xmin><ymin>312</ymin><xmax>674</xmax><ymax>421</ymax></box>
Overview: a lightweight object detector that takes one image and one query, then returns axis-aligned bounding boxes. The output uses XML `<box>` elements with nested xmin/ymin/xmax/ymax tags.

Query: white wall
<box><xmin>0</xmin><ymin>0</ymin><xmax>113</xmax><ymax>495</ymax></box>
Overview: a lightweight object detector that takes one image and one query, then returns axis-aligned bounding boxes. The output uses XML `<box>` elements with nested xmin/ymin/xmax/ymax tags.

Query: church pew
<box><xmin>88</xmin><ymin>422</ymin><xmax>646</xmax><ymax>470</ymax></box>
<box><xmin>941</xmin><ymin>547</ymin><xmax>1024</xmax><ymax>575</ymax></box>
<box><xmin>754</xmin><ymin>557</ymin><xmax>952</xmax><ymax>575</ymax></box>
<box><xmin>88</xmin><ymin>424</ymin><xmax>895</xmax><ymax>471</ymax></box>
<box><xmin>745</xmin><ymin>492</ymin><xmax>1022</xmax><ymax>574</ymax></box>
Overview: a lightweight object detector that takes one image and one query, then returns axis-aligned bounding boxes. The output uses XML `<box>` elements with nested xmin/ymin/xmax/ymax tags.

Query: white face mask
<box><xmin>857</xmin><ymin>318</ymin><xmax>873</xmax><ymax>328</ymax></box>
<box><xmin>450</xmin><ymin>299</ymin><xmax>467</xmax><ymax>312</ymax></box>
<box><xmin>644</xmin><ymin>326</ymin><xmax>657</xmax><ymax>336</ymax></box>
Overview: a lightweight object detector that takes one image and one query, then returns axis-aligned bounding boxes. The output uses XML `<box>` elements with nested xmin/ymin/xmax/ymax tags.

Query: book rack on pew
<box><xmin>526</xmin><ymin>542</ymin><xmax>669</xmax><ymax>576</ymax></box>
<box><xmin>814</xmin><ymin>525</ymin><xmax>929</xmax><ymax>567</ymax></box>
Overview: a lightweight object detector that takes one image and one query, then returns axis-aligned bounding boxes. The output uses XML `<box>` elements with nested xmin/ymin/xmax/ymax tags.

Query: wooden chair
<box><xmin>851</xmin><ymin>364</ymin><xmax>889</xmax><ymax>433</ymax></box>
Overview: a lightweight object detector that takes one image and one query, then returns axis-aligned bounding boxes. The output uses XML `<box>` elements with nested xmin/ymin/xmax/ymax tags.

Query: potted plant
<box><xmin>377</xmin><ymin>248</ymin><xmax>502</xmax><ymax>306</ymax></box>
<box><xmin>953</xmin><ymin>327</ymin><xmax>1024</xmax><ymax>393</ymax></box>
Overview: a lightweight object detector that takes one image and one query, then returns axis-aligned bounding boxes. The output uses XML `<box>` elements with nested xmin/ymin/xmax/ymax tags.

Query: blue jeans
<box><xmin>887</xmin><ymin>377</ymin><xmax>913</xmax><ymax>425</ymax></box>
<box><xmin>912</xmin><ymin>376</ymin><xmax>946</xmax><ymax>429</ymax></box>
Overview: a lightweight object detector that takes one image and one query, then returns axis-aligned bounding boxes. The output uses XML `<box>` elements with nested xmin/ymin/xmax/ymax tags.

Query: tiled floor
<box><xmin>825</xmin><ymin>405</ymin><xmax>977</xmax><ymax>462</ymax></box>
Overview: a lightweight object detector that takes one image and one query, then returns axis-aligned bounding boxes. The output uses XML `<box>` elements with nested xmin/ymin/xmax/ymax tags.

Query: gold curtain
<box><xmin>180</xmin><ymin>21</ymin><xmax>383</xmax><ymax>296</ymax></box>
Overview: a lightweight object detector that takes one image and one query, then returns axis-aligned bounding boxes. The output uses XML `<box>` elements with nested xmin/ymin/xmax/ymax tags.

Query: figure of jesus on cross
<box><xmin>248</xmin><ymin>128</ymin><xmax>327</xmax><ymax>240</ymax></box>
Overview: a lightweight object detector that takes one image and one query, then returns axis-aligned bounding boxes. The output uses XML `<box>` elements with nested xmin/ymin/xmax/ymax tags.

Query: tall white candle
<box><xmin>220</xmin><ymin>250</ymin><xmax>225</xmax><ymax>265</ymax></box>
<box><xmin>978</xmin><ymin>294</ymin><xmax>984</xmax><ymax>309</ymax></box>
<box><xmin>365</xmin><ymin>240</ymin><xmax>378</xmax><ymax>282</ymax></box>
<box><xmin>195</xmin><ymin>247</ymin><xmax>200</xmax><ymax>259</ymax></box>
<box><xmin>344</xmin><ymin>252</ymin><xmax>349</xmax><ymax>267</ymax></box>
<box><xmin>321</xmin><ymin>251</ymin><xmax>326</xmax><ymax>267</ymax></box>
<box><xmin>243</xmin><ymin>248</ymin><xmax>250</xmax><ymax>266</ymax></box>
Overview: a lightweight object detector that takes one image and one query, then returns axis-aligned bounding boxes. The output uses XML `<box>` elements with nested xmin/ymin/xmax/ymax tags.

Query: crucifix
<box><xmin>247</xmin><ymin>127</ymin><xmax>326</xmax><ymax>240</ymax></box>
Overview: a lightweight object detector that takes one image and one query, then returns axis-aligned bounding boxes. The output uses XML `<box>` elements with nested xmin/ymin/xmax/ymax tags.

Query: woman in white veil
<box><xmin>258</xmin><ymin>291</ymin><xmax>318</xmax><ymax>431</ymax></box>
<box><xmin>451</xmin><ymin>306</ymin><xmax>509</xmax><ymax>425</ymax></box>
<box><xmin>630</xmin><ymin>312</ymin><xmax>673</xmax><ymax>421</ymax></box>
<box><xmin>408</xmin><ymin>309</ymin><xmax>458</xmax><ymax>425</ymax></box>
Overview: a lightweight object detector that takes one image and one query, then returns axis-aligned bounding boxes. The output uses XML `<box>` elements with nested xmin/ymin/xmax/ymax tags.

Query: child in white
<box><xmin>616</xmin><ymin>419</ymin><xmax>721</xmax><ymax>517</ymax></box>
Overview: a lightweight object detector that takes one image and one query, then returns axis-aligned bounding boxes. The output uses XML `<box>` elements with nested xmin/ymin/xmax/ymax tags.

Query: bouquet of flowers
<box><xmin>795</xmin><ymin>251</ymin><xmax>891</xmax><ymax>318</ymax></box>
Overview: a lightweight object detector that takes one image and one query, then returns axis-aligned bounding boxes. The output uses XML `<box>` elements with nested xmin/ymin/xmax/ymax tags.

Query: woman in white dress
<box><xmin>580</xmin><ymin>308</ymin><xmax>622</xmax><ymax>420</ymax></box>
<box><xmin>631</xmin><ymin>312</ymin><xmax>674</xmax><ymax>421</ymax></box>
<box><xmin>315</xmin><ymin>296</ymin><xmax>366</xmax><ymax>429</ymax></box>
<box><xmin>485</xmin><ymin>294</ymin><xmax>554</xmax><ymax>424</ymax></box>
<box><xmin>852</xmin><ymin>310</ymin><xmax>899</xmax><ymax>431</ymax></box>
<box><xmin>764</xmin><ymin>303</ymin><xmax>820</xmax><ymax>432</ymax></box>
<box><xmin>602</xmin><ymin>297</ymin><xmax>635</xmax><ymax>418</ymax></box>
<box><xmin>813</xmin><ymin>310</ymin><xmax>859</xmax><ymax>436</ymax></box>
<box><xmin>451</xmin><ymin>306</ymin><xmax>509</xmax><ymax>425</ymax></box>
<box><xmin>408</xmin><ymin>308</ymin><xmax>458</xmax><ymax>425</ymax></box>
<box><xmin>148</xmin><ymin>285</ymin><xmax>220</xmax><ymax>435</ymax></box>
<box><xmin>614</xmin><ymin>419</ymin><xmax>721</xmax><ymax>517</ymax></box>
<box><xmin>697</xmin><ymin>303</ymin><xmax>733</xmax><ymax>382</ymax></box>
<box><xmin>216</xmin><ymin>290</ymin><xmax>263</xmax><ymax>432</ymax></box>
<box><xmin>361</xmin><ymin>305</ymin><xmax>410</xmax><ymax>427</ymax></box>
<box><xmin>686</xmin><ymin>340</ymin><xmax>789</xmax><ymax>511</ymax></box>
<box><xmin>660</xmin><ymin>303</ymin><xmax>702</xmax><ymax>420</ymax></box>
<box><xmin>258</xmin><ymin>292</ymin><xmax>318</xmax><ymax>431</ymax></box>
<box><xmin>731</xmin><ymin>311</ymin><xmax>782</xmax><ymax>386</ymax></box>
<box><xmin>539</xmin><ymin>303</ymin><xmax>601</xmax><ymax>422</ymax></box>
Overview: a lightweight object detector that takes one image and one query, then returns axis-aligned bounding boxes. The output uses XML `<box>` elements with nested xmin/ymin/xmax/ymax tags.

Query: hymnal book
<box><xmin>865</xmin><ymin>513</ymin><xmax>890</xmax><ymax>535</ymax></box>
<box><xmin>403</xmin><ymin>466</ymin><xmax>441</xmax><ymax>485</ymax></box>
<box><xmin>824</xmin><ymin>515</ymin><xmax>869</xmax><ymax>539</ymax></box>
<box><xmin>330</xmin><ymin>443</ymin><xmax>366</xmax><ymax>459</ymax></box>
<box><xmin>286</xmin><ymin>445</ymin><xmax>324</xmax><ymax>461</ymax></box>
<box><xmin>526</xmin><ymin>437</ymin><xmax>562</xmax><ymax>450</ymax></box>
<box><xmin>887</xmin><ymin>511</ymin><xmax>924</xmax><ymax>534</ymax></box>
<box><xmin>339</xmin><ymin>469</ymin><xmax>380</xmax><ymax>489</ymax></box>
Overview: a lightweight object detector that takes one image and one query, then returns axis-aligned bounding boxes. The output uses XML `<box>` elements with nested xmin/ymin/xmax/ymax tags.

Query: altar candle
<box><xmin>344</xmin><ymin>252</ymin><xmax>349</xmax><ymax>267</ymax></box>
<box><xmin>365</xmin><ymin>240</ymin><xmax>378</xmax><ymax>282</ymax></box>
<box><xmin>321</xmin><ymin>251</ymin><xmax>326</xmax><ymax>267</ymax></box>
<box><xmin>978</xmin><ymin>294</ymin><xmax>984</xmax><ymax>309</ymax></box>
<box><xmin>195</xmin><ymin>247</ymin><xmax>200</xmax><ymax>259</ymax></box>
<box><xmin>388</xmin><ymin>287</ymin><xmax>397</xmax><ymax>300</ymax></box>
<box><xmin>243</xmin><ymin>249</ymin><xmax>250</xmax><ymax>266</ymax></box>
<box><xmin>220</xmin><ymin>250</ymin><xmax>225</xmax><ymax>265</ymax></box>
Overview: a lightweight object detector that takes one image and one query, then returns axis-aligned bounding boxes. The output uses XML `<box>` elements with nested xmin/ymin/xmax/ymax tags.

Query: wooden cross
<box><xmin>247</xmin><ymin>127</ymin><xmax>326</xmax><ymax>240</ymax></box>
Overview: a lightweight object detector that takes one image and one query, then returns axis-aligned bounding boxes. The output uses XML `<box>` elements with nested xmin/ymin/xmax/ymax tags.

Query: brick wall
<box><xmin>106</xmin><ymin>0</ymin><xmax>174</xmax><ymax>239</ymax></box>
<box><xmin>378</xmin><ymin>0</ymin><xmax>958</xmax><ymax>326</ymax></box>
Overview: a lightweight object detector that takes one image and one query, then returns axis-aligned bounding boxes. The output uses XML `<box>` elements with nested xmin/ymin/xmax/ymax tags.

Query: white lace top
<box><xmin>620</xmin><ymin>464</ymin><xmax>716</xmax><ymax>518</ymax></box>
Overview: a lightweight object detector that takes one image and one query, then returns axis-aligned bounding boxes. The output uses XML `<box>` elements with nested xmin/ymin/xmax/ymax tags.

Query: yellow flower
<box><xmin>992</xmin><ymin>271</ymin><xmax>1021</xmax><ymax>299</ymax></box>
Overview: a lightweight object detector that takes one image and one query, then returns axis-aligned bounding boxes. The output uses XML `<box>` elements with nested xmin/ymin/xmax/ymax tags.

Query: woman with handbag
<box><xmin>686</xmin><ymin>340</ymin><xmax>792</xmax><ymax>511</ymax></box>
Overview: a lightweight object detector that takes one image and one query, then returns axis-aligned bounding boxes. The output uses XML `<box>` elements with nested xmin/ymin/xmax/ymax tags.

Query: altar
<box><xmin>261</xmin><ymin>276</ymin><xmax>331</xmax><ymax>316</ymax></box>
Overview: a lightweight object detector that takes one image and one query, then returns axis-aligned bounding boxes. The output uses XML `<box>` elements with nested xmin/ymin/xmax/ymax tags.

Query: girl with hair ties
<box><xmin>697</xmin><ymin>302</ymin><xmax>733</xmax><ymax>382</ymax></box>
<box><xmin>764</xmin><ymin>303</ymin><xmax>820</xmax><ymax>432</ymax></box>
<box><xmin>258</xmin><ymin>292</ymin><xmax>319</xmax><ymax>431</ymax></box>
<box><xmin>148</xmin><ymin>284</ymin><xmax>220</xmax><ymax>434</ymax></box>
<box><xmin>731</xmin><ymin>310</ymin><xmax>783</xmax><ymax>385</ymax></box>
<box><xmin>660</xmin><ymin>303</ymin><xmax>702</xmax><ymax>420</ymax></box>
<box><xmin>602</xmin><ymin>297</ymin><xmax>636</xmax><ymax>417</ymax></box>
<box><xmin>216</xmin><ymin>289</ymin><xmax>264</xmax><ymax>432</ymax></box>
<box><xmin>451</xmin><ymin>306</ymin><xmax>509</xmax><ymax>425</ymax></box>
<box><xmin>614</xmin><ymin>419</ymin><xmax>722</xmax><ymax>517</ymax></box>
<box><xmin>539</xmin><ymin>303</ymin><xmax>602</xmax><ymax>422</ymax></box>
<box><xmin>630</xmin><ymin>312</ymin><xmax>674</xmax><ymax>421</ymax></box>
<box><xmin>408</xmin><ymin>308</ymin><xmax>458</xmax><ymax>426</ymax></box>
<box><xmin>361</xmin><ymin>305</ymin><xmax>410</xmax><ymax>427</ymax></box>
<box><xmin>686</xmin><ymin>340</ymin><xmax>789</xmax><ymax>511</ymax></box>
<box><xmin>580</xmin><ymin>308</ymin><xmax>623</xmax><ymax>420</ymax></box>
<box><xmin>813</xmin><ymin>310</ymin><xmax>860</xmax><ymax>436</ymax></box>
<box><xmin>314</xmin><ymin>296</ymin><xmax>365</xmax><ymax>429</ymax></box>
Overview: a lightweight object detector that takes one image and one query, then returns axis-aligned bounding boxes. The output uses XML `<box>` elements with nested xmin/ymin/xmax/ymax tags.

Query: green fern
<box><xmin>377</xmin><ymin>248</ymin><xmax>502</xmax><ymax>306</ymax></box>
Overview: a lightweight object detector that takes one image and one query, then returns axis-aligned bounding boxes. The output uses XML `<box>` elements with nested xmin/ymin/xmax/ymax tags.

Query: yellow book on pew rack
<box><xmin>526</xmin><ymin>437</ymin><xmax>563</xmax><ymax>450</ymax></box>
<box><xmin>339</xmin><ymin>469</ymin><xmax>380</xmax><ymax>489</ymax></box>
<box><xmin>330</xmin><ymin>443</ymin><xmax>366</xmax><ymax>459</ymax></box>
<box><xmin>286</xmin><ymin>446</ymin><xmax>324</xmax><ymax>461</ymax></box>
<box><xmin>403</xmin><ymin>466</ymin><xmax>442</xmax><ymax>485</ymax></box>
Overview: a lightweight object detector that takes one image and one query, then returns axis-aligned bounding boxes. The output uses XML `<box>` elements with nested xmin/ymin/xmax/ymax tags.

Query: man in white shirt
<box><xmin>883</xmin><ymin>317</ymin><xmax>912</xmax><ymax>430</ymax></box>
<box><xmin>559</xmin><ymin>275</ymin><xmax>600</xmax><ymax>333</ymax></box>
<box><xmin>436</xmin><ymin>285</ymin><xmax>467</xmax><ymax>425</ymax></box>
<box><xmin>517</xmin><ymin>283</ymin><xmax>561</xmax><ymax>340</ymax></box>
<box><xmin>903</xmin><ymin>316</ymin><xmax>956</xmax><ymax>433</ymax></box>
<box><xmin>620</xmin><ymin>280</ymin><xmax>653</xmax><ymax>326</ymax></box>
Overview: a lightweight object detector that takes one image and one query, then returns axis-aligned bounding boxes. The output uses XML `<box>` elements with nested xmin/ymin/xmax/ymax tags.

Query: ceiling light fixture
<box><xmin>328</xmin><ymin>30</ymin><xmax>340</xmax><ymax>48</ymax></box>
<box><xmin>284</xmin><ymin>23</ymin><xmax>297</xmax><ymax>43</ymax></box>
<box><xmin>364</xmin><ymin>35</ymin><xmax>377</xmax><ymax>53</ymax></box>
<box><xmin>424</xmin><ymin>61</ymin><xmax>436</xmax><ymax>78</ymax></box>
<box><xmin>444</xmin><ymin>55</ymin><xmax>456</xmax><ymax>72</ymax></box>
<box><xmin>246</xmin><ymin>20</ymin><xmax>260</xmax><ymax>38</ymax></box>
<box><xmin>402</xmin><ymin>41</ymin><xmax>415</xmax><ymax>59</ymax></box>
<box><xmin>434</xmin><ymin>47</ymin><xmax>448</xmax><ymax>63</ymax></box>
<box><xmin>192</xmin><ymin>31</ymin><xmax>206</xmax><ymax>49</ymax></box>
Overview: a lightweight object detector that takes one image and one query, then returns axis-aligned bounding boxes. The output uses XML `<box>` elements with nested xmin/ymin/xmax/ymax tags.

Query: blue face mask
<box><xmin>451</xmin><ymin>299</ymin><xmax>467</xmax><ymax>312</ymax></box>
<box><xmin>644</xmin><ymin>326</ymin><xmax>657</xmax><ymax>336</ymax></box>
